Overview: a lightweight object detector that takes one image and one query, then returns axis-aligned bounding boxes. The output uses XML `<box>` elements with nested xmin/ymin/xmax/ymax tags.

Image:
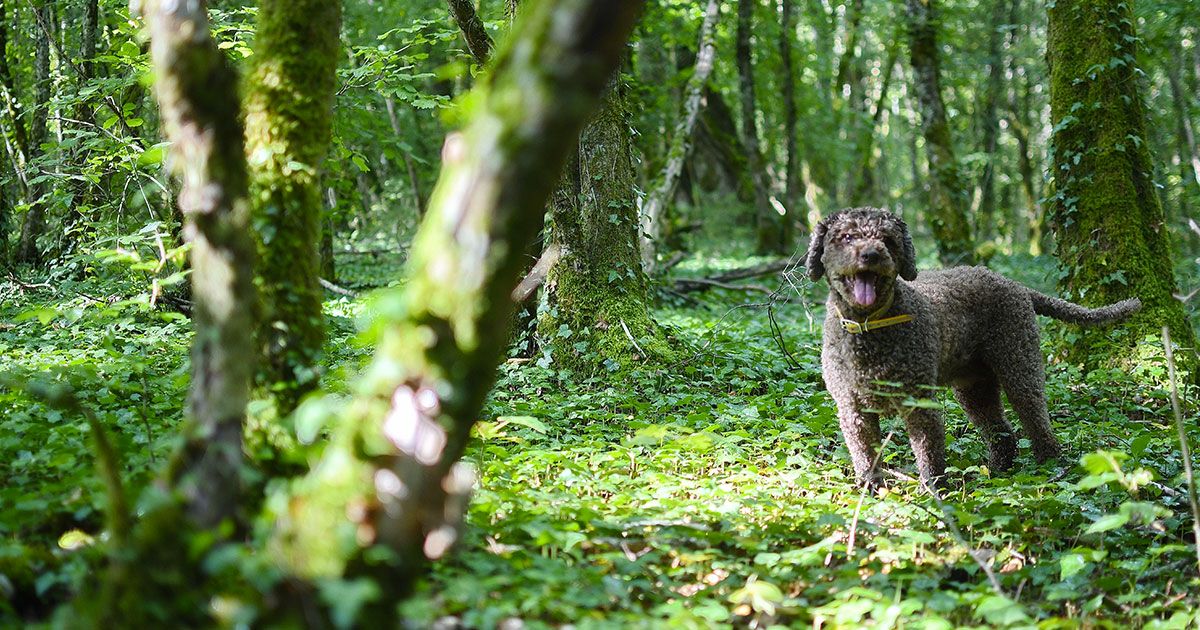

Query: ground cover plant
<box><xmin>2</xmin><ymin>245</ymin><xmax>1199</xmax><ymax>627</ymax></box>
<box><xmin>1</xmin><ymin>0</ymin><xmax>1199</xmax><ymax>626</ymax></box>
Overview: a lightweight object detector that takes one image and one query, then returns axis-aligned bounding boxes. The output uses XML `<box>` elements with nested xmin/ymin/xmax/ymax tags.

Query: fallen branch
<box><xmin>671</xmin><ymin>257</ymin><xmax>793</xmax><ymax>293</ymax></box>
<box><xmin>319</xmin><ymin>278</ymin><xmax>358</xmax><ymax>297</ymax></box>
<box><xmin>673</xmin><ymin>277</ymin><xmax>773</xmax><ymax>294</ymax></box>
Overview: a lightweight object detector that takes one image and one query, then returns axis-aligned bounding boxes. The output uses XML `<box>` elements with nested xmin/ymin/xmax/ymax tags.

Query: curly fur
<box><xmin>806</xmin><ymin>207</ymin><xmax>1142</xmax><ymax>487</ymax></box>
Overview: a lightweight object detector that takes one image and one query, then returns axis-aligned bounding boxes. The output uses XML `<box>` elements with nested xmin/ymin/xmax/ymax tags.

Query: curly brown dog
<box><xmin>806</xmin><ymin>207</ymin><xmax>1141</xmax><ymax>488</ymax></box>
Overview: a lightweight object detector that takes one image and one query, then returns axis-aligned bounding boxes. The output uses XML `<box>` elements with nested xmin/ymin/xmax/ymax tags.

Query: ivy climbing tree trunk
<box><xmin>905</xmin><ymin>0</ymin><xmax>974</xmax><ymax>265</ymax></box>
<box><xmin>275</xmin><ymin>1</ymin><xmax>644</xmax><ymax>622</ymax></box>
<box><xmin>736</xmin><ymin>0</ymin><xmax>787</xmax><ymax>254</ymax></box>
<box><xmin>541</xmin><ymin>71</ymin><xmax>672</xmax><ymax>367</ymax></box>
<box><xmin>639</xmin><ymin>0</ymin><xmax>720</xmax><ymax>268</ymax></box>
<box><xmin>245</xmin><ymin>0</ymin><xmax>341</xmax><ymax>413</ymax></box>
<box><xmin>1047</xmin><ymin>0</ymin><xmax>1196</xmax><ymax>367</ymax></box>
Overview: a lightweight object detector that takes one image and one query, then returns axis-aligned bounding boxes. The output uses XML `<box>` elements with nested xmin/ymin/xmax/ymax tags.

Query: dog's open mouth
<box><xmin>846</xmin><ymin>271</ymin><xmax>878</xmax><ymax>307</ymax></box>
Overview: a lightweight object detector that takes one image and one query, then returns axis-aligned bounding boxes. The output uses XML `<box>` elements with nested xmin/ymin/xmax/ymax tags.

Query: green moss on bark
<box><xmin>541</xmin><ymin>82</ymin><xmax>673</xmax><ymax>369</ymax></box>
<box><xmin>1047</xmin><ymin>0</ymin><xmax>1195</xmax><ymax>370</ymax></box>
<box><xmin>245</xmin><ymin>0</ymin><xmax>342</xmax><ymax>411</ymax></box>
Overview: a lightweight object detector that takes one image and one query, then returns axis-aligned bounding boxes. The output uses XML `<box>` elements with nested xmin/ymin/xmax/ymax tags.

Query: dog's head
<box><xmin>804</xmin><ymin>207</ymin><xmax>917</xmax><ymax>311</ymax></box>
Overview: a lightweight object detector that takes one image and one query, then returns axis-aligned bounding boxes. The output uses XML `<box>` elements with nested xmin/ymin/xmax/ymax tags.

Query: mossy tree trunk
<box><xmin>540</xmin><ymin>74</ymin><xmax>672</xmax><ymax>368</ymax></box>
<box><xmin>60</xmin><ymin>2</ymin><xmax>258</xmax><ymax>625</ymax></box>
<box><xmin>1047</xmin><ymin>0</ymin><xmax>1196</xmax><ymax>365</ymax></box>
<box><xmin>245</xmin><ymin>0</ymin><xmax>341</xmax><ymax>412</ymax></box>
<box><xmin>275</xmin><ymin>1</ymin><xmax>644</xmax><ymax>622</ymax></box>
<box><xmin>905</xmin><ymin>0</ymin><xmax>974</xmax><ymax>265</ymax></box>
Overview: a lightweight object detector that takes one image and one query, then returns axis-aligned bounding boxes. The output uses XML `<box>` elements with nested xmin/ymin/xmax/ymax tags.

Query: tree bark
<box><xmin>541</xmin><ymin>71</ymin><xmax>671</xmax><ymax>367</ymax></box>
<box><xmin>244</xmin><ymin>0</ymin><xmax>341</xmax><ymax>413</ymax></box>
<box><xmin>1047</xmin><ymin>0</ymin><xmax>1196</xmax><ymax>365</ymax></box>
<box><xmin>905</xmin><ymin>0</ymin><xmax>974</xmax><ymax>265</ymax></box>
<box><xmin>16</xmin><ymin>2</ymin><xmax>52</xmax><ymax>266</ymax></box>
<box><xmin>737</xmin><ymin>0</ymin><xmax>786</xmax><ymax>254</ymax></box>
<box><xmin>0</xmin><ymin>1</ymin><xmax>30</xmax><ymax>169</ymax></box>
<box><xmin>974</xmin><ymin>0</ymin><xmax>1009</xmax><ymax>242</ymax></box>
<box><xmin>141</xmin><ymin>0</ymin><xmax>258</xmax><ymax>529</ymax></box>
<box><xmin>447</xmin><ymin>0</ymin><xmax>493</xmax><ymax>66</ymax></box>
<box><xmin>276</xmin><ymin>1</ymin><xmax>644</xmax><ymax>621</ymax></box>
<box><xmin>640</xmin><ymin>0</ymin><xmax>720</xmax><ymax>268</ymax></box>
<box><xmin>779</xmin><ymin>0</ymin><xmax>806</xmax><ymax>229</ymax></box>
<box><xmin>847</xmin><ymin>44</ymin><xmax>899</xmax><ymax>206</ymax></box>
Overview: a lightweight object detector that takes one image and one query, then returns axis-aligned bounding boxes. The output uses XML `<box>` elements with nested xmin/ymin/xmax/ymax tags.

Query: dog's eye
<box><xmin>839</xmin><ymin>233</ymin><xmax>855</xmax><ymax>244</ymax></box>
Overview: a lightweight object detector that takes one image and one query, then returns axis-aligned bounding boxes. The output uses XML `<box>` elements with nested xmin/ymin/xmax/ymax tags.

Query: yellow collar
<box><xmin>832</xmin><ymin>294</ymin><xmax>913</xmax><ymax>334</ymax></box>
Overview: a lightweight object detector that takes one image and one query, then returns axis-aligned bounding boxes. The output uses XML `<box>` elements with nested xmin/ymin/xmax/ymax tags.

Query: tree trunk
<box><xmin>276</xmin><ymin>1</ymin><xmax>643</xmax><ymax>622</ymax></box>
<box><xmin>736</xmin><ymin>0</ymin><xmax>786</xmax><ymax>254</ymax></box>
<box><xmin>541</xmin><ymin>72</ymin><xmax>671</xmax><ymax>368</ymax></box>
<box><xmin>779</xmin><ymin>0</ymin><xmax>807</xmax><ymax>230</ymax></box>
<box><xmin>16</xmin><ymin>2</ymin><xmax>52</xmax><ymax>266</ymax></box>
<box><xmin>905</xmin><ymin>0</ymin><xmax>974</xmax><ymax>265</ymax></box>
<box><xmin>447</xmin><ymin>0</ymin><xmax>493</xmax><ymax>66</ymax></box>
<box><xmin>0</xmin><ymin>1</ymin><xmax>30</xmax><ymax>169</ymax></box>
<box><xmin>1047</xmin><ymin>0</ymin><xmax>1196</xmax><ymax>365</ymax></box>
<box><xmin>847</xmin><ymin>44</ymin><xmax>898</xmax><ymax>206</ymax></box>
<box><xmin>1166</xmin><ymin>40</ymin><xmax>1199</xmax><ymax>195</ymax></box>
<box><xmin>385</xmin><ymin>96</ymin><xmax>426</xmax><ymax>216</ymax></box>
<box><xmin>974</xmin><ymin>0</ymin><xmax>1008</xmax><ymax>243</ymax></box>
<box><xmin>640</xmin><ymin>0</ymin><xmax>720</xmax><ymax>268</ymax></box>
<box><xmin>244</xmin><ymin>0</ymin><xmax>341</xmax><ymax>413</ymax></box>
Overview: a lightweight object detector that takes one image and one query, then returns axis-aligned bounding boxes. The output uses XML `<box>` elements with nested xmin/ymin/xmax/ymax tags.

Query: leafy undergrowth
<box><xmin>2</xmin><ymin>252</ymin><xmax>1199</xmax><ymax>628</ymax></box>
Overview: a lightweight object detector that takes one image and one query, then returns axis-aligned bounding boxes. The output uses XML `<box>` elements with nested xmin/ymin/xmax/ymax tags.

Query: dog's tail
<box><xmin>1028</xmin><ymin>290</ymin><xmax>1142</xmax><ymax>326</ymax></box>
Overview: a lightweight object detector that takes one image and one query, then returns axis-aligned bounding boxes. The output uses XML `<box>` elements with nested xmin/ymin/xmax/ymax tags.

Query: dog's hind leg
<box><xmin>953</xmin><ymin>376</ymin><xmax>1017</xmax><ymax>472</ymax></box>
<box><xmin>992</xmin><ymin>333</ymin><xmax>1062</xmax><ymax>463</ymax></box>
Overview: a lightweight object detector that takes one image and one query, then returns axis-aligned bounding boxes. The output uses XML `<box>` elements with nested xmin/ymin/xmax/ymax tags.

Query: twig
<box><xmin>847</xmin><ymin>430</ymin><xmax>896</xmax><ymax>559</ymax></box>
<box><xmin>888</xmin><ymin>469</ymin><xmax>1007</xmax><ymax>597</ymax></box>
<box><xmin>673</xmin><ymin>277</ymin><xmax>775</xmax><ymax>293</ymax></box>
<box><xmin>1</xmin><ymin>374</ymin><xmax>130</xmax><ymax>550</ymax></box>
<box><xmin>1163</xmin><ymin>325</ymin><xmax>1200</xmax><ymax>577</ymax></box>
<box><xmin>620</xmin><ymin>318</ymin><xmax>647</xmax><ymax>359</ymax></box>
<box><xmin>319</xmin><ymin>277</ymin><xmax>358</xmax><ymax>297</ymax></box>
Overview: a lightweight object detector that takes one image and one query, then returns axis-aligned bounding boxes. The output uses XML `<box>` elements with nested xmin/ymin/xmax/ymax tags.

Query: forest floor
<box><xmin>1</xmin><ymin>247</ymin><xmax>1199</xmax><ymax>628</ymax></box>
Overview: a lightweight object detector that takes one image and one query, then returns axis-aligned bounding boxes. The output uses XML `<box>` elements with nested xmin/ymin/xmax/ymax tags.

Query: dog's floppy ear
<box><xmin>896</xmin><ymin>216</ymin><xmax>918</xmax><ymax>281</ymax></box>
<box><xmin>805</xmin><ymin>213</ymin><xmax>833</xmax><ymax>281</ymax></box>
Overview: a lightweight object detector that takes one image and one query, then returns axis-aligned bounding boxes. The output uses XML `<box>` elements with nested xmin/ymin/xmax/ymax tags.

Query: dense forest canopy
<box><xmin>1</xmin><ymin>0</ymin><xmax>1199</xmax><ymax>626</ymax></box>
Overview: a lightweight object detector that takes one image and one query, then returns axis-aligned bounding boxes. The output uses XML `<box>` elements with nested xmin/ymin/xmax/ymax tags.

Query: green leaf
<box><xmin>1085</xmin><ymin>512</ymin><xmax>1129</xmax><ymax>534</ymax></box>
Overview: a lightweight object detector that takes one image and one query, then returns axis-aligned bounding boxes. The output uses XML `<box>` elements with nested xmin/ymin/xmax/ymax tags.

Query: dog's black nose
<box><xmin>859</xmin><ymin>248</ymin><xmax>882</xmax><ymax>264</ymax></box>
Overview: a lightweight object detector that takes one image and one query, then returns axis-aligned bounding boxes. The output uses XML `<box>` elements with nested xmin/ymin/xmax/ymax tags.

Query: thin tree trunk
<box><xmin>1166</xmin><ymin>41</ymin><xmax>1199</xmax><ymax>194</ymax></box>
<box><xmin>245</xmin><ymin>0</ymin><xmax>341</xmax><ymax>413</ymax></box>
<box><xmin>779</xmin><ymin>0</ymin><xmax>807</xmax><ymax>230</ymax></box>
<box><xmin>16</xmin><ymin>2</ymin><xmax>52</xmax><ymax>266</ymax></box>
<box><xmin>277</xmin><ymin>1</ymin><xmax>644</xmax><ymax>621</ymax></box>
<box><xmin>386</xmin><ymin>96</ymin><xmax>425</xmax><ymax>216</ymax></box>
<box><xmin>1047</xmin><ymin>0</ymin><xmax>1196</xmax><ymax>366</ymax></box>
<box><xmin>905</xmin><ymin>0</ymin><xmax>974</xmax><ymax>264</ymax></box>
<box><xmin>640</xmin><ymin>0</ymin><xmax>720</xmax><ymax>268</ymax></box>
<box><xmin>974</xmin><ymin>0</ymin><xmax>1008</xmax><ymax>242</ymax></box>
<box><xmin>736</xmin><ymin>0</ymin><xmax>785</xmax><ymax>253</ymax></box>
<box><xmin>0</xmin><ymin>1</ymin><xmax>29</xmax><ymax>168</ymax></box>
<box><xmin>847</xmin><ymin>43</ymin><xmax>898</xmax><ymax>205</ymax></box>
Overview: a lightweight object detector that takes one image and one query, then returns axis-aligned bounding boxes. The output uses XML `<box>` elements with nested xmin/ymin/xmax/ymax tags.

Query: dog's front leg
<box><xmin>836</xmin><ymin>402</ymin><xmax>884</xmax><ymax>489</ymax></box>
<box><xmin>903</xmin><ymin>407</ymin><xmax>946</xmax><ymax>487</ymax></box>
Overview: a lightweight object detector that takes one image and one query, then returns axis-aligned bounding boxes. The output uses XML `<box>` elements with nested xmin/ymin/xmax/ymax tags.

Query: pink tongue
<box><xmin>852</xmin><ymin>275</ymin><xmax>876</xmax><ymax>307</ymax></box>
